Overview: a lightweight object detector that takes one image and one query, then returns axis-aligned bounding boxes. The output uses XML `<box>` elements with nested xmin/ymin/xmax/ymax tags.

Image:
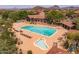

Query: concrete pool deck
<box><xmin>13</xmin><ymin>22</ymin><xmax>68</xmax><ymax>54</ymax></box>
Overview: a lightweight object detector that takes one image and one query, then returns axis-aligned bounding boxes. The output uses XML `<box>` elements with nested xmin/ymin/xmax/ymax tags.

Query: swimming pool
<box><xmin>21</xmin><ymin>26</ymin><xmax>56</xmax><ymax>37</ymax></box>
<box><xmin>35</xmin><ymin>39</ymin><xmax>48</xmax><ymax>50</ymax></box>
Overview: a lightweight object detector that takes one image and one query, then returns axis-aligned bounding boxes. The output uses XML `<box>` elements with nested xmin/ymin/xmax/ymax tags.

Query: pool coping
<box><xmin>20</xmin><ymin>25</ymin><xmax>58</xmax><ymax>38</ymax></box>
<box><xmin>34</xmin><ymin>39</ymin><xmax>49</xmax><ymax>50</ymax></box>
<box><xmin>20</xmin><ymin>25</ymin><xmax>58</xmax><ymax>50</ymax></box>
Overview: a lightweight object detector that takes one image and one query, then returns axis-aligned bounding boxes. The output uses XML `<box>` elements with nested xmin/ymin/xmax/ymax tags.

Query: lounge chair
<box><xmin>20</xmin><ymin>33</ymin><xmax>32</xmax><ymax>38</ymax></box>
<box><xmin>13</xmin><ymin>28</ymin><xmax>19</xmax><ymax>32</ymax></box>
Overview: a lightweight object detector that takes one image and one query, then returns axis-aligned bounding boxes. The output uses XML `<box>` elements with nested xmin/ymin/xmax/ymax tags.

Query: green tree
<box><xmin>74</xmin><ymin>17</ymin><xmax>79</xmax><ymax>30</ymax></box>
<box><xmin>64</xmin><ymin>32</ymin><xmax>79</xmax><ymax>53</ymax></box>
<box><xmin>46</xmin><ymin>10</ymin><xmax>64</xmax><ymax>24</ymax></box>
<box><xmin>9</xmin><ymin>10</ymin><xmax>28</xmax><ymax>22</ymax></box>
<box><xmin>9</xmin><ymin>11</ymin><xmax>19</xmax><ymax>22</ymax></box>
<box><xmin>1</xmin><ymin>11</ymin><xmax>9</xmax><ymax>20</ymax></box>
<box><xmin>17</xmin><ymin>10</ymin><xmax>28</xmax><ymax>19</ymax></box>
<box><xmin>66</xmin><ymin>10</ymin><xmax>75</xmax><ymax>19</ymax></box>
<box><xmin>27</xmin><ymin>11</ymin><xmax>35</xmax><ymax>15</ymax></box>
<box><xmin>0</xmin><ymin>19</ymin><xmax>17</xmax><ymax>54</ymax></box>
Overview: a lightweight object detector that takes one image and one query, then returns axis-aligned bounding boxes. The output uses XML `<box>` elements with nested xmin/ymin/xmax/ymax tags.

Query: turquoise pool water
<box><xmin>35</xmin><ymin>39</ymin><xmax>48</xmax><ymax>49</ymax></box>
<box><xmin>21</xmin><ymin>26</ymin><xmax>56</xmax><ymax>36</ymax></box>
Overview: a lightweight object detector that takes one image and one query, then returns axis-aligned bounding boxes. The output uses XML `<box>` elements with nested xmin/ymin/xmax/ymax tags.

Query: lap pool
<box><xmin>21</xmin><ymin>26</ymin><xmax>56</xmax><ymax>37</ymax></box>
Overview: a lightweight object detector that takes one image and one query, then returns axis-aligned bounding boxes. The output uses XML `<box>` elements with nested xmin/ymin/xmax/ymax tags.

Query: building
<box><xmin>47</xmin><ymin>42</ymin><xmax>69</xmax><ymax>54</ymax></box>
<box><xmin>47</xmin><ymin>47</ymin><xmax>68</xmax><ymax>54</ymax></box>
<box><xmin>68</xmin><ymin>30</ymin><xmax>79</xmax><ymax>33</ymax></box>
<box><xmin>27</xmin><ymin>11</ymin><xmax>47</xmax><ymax>23</ymax></box>
<box><xmin>60</xmin><ymin>20</ymin><xmax>75</xmax><ymax>30</ymax></box>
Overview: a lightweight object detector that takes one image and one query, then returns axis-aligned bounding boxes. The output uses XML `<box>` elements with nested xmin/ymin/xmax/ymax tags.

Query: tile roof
<box><xmin>28</xmin><ymin>11</ymin><xmax>45</xmax><ymax>19</ymax></box>
<box><xmin>61</xmin><ymin>20</ymin><xmax>75</xmax><ymax>27</ymax></box>
<box><xmin>68</xmin><ymin>30</ymin><xmax>79</xmax><ymax>33</ymax></box>
<box><xmin>47</xmin><ymin>47</ymin><xmax>68</xmax><ymax>54</ymax></box>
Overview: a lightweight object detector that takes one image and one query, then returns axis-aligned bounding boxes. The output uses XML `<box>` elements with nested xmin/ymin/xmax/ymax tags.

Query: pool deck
<box><xmin>13</xmin><ymin>21</ymin><xmax>68</xmax><ymax>54</ymax></box>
